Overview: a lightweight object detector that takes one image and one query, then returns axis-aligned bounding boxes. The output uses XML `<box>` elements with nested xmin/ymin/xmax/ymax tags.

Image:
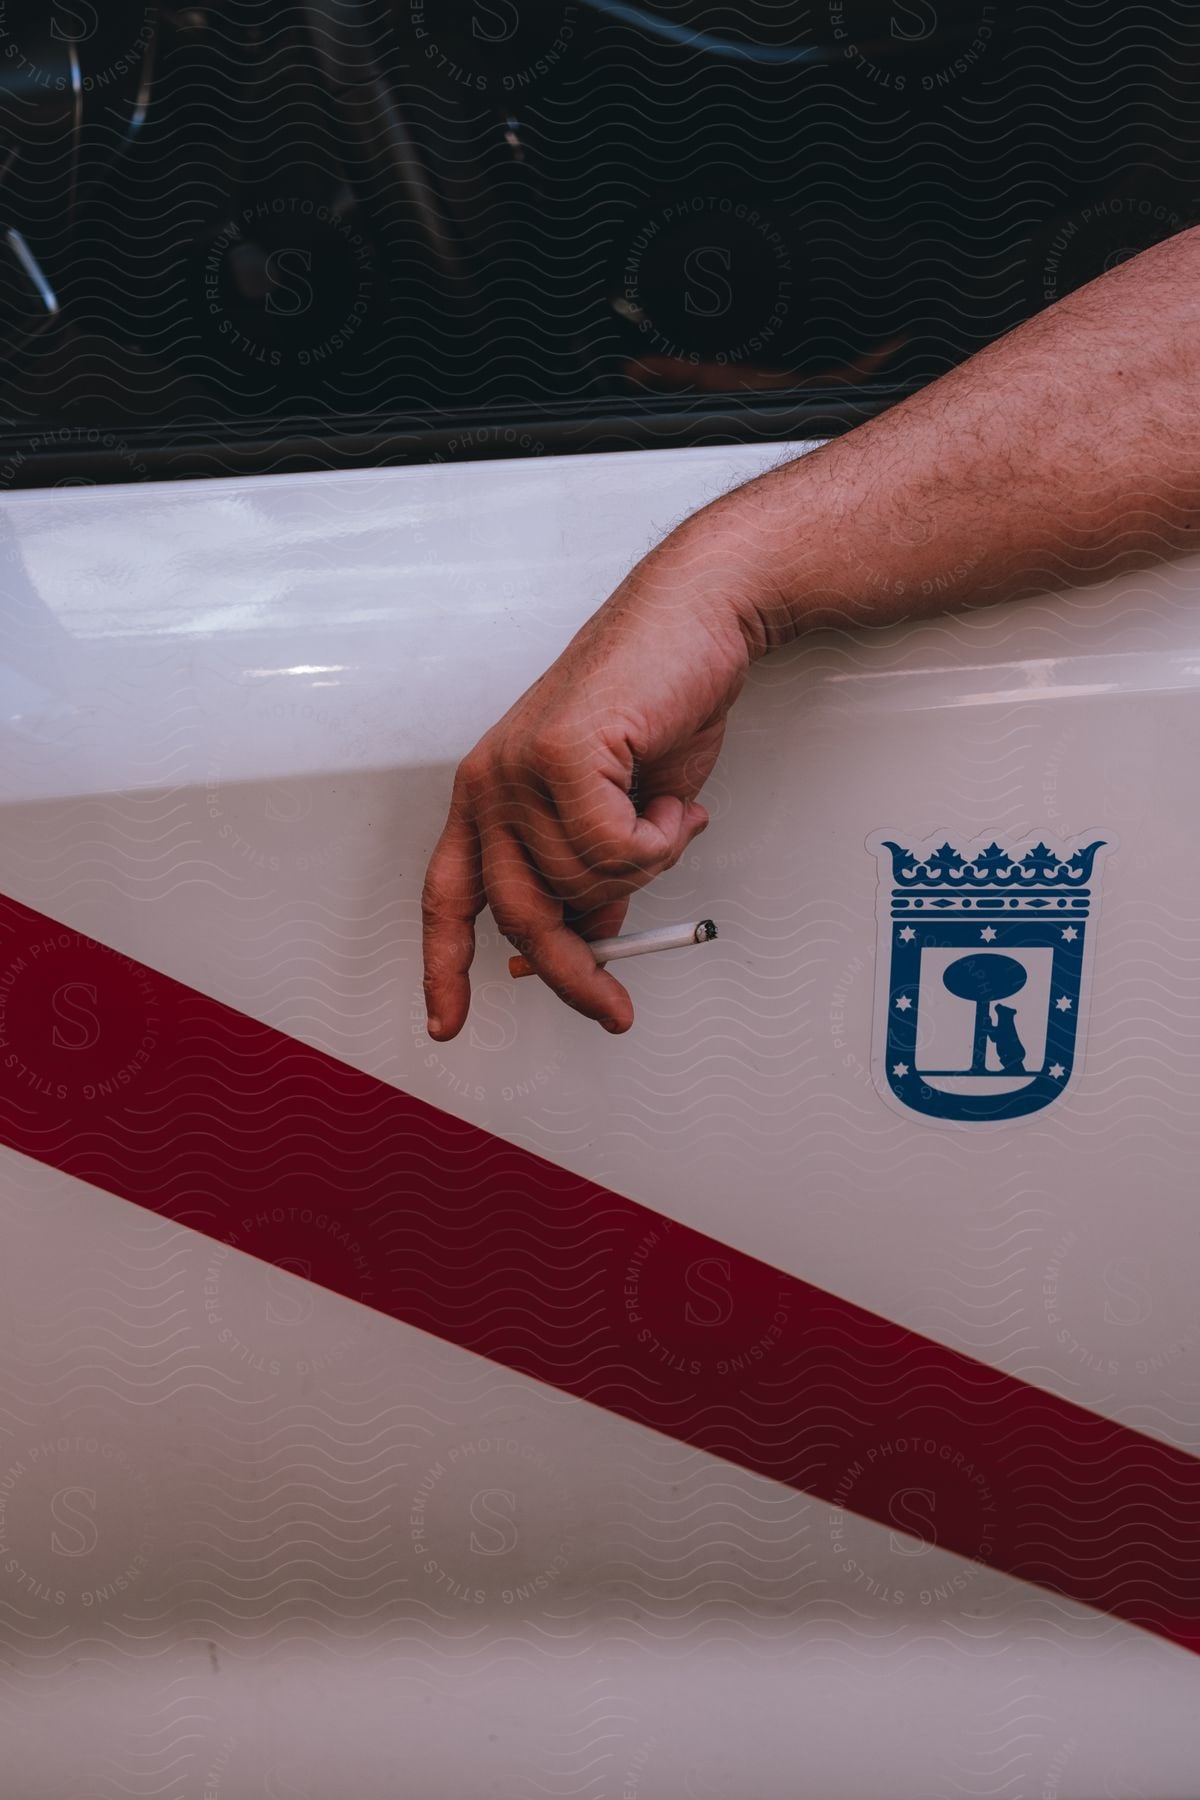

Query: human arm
<box><xmin>422</xmin><ymin>226</ymin><xmax>1200</xmax><ymax>1039</ymax></box>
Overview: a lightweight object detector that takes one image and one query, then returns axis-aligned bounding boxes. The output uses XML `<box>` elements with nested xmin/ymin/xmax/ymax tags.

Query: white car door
<box><xmin>1</xmin><ymin>442</ymin><xmax>1198</xmax><ymax>1797</ymax></box>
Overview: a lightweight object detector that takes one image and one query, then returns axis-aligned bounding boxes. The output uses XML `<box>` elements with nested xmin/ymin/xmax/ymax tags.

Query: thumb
<box><xmin>633</xmin><ymin>794</ymin><xmax>709</xmax><ymax>867</ymax></box>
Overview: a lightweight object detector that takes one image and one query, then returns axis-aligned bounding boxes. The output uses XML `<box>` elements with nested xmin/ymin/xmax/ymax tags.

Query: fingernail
<box><xmin>427</xmin><ymin>1016</ymin><xmax>442</xmax><ymax>1036</ymax></box>
<box><xmin>602</xmin><ymin>1019</ymin><xmax>623</xmax><ymax>1034</ymax></box>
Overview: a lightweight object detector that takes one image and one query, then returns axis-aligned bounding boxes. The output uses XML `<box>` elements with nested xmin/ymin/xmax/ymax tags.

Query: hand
<box><xmin>421</xmin><ymin>519</ymin><xmax>766</xmax><ymax>1038</ymax></box>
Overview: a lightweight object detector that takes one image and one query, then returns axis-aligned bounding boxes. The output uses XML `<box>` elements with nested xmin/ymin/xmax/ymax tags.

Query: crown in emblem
<box><xmin>882</xmin><ymin>840</ymin><xmax>1106</xmax><ymax>891</ymax></box>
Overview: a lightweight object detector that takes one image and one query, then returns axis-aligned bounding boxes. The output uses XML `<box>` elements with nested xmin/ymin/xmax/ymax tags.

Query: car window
<box><xmin>0</xmin><ymin>0</ymin><xmax>1193</xmax><ymax>484</ymax></box>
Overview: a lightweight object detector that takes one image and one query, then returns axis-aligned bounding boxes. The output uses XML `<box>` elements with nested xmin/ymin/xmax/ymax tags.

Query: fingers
<box><xmin>541</xmin><ymin>754</ymin><xmax>668</xmax><ymax>877</ymax></box>
<box><xmin>421</xmin><ymin>806</ymin><xmax>484</xmax><ymax>1041</ymax></box>
<box><xmin>519</xmin><ymin>774</ymin><xmax>710</xmax><ymax>913</ymax></box>
<box><xmin>482</xmin><ymin>828</ymin><xmax>635</xmax><ymax>1032</ymax></box>
<box><xmin>629</xmin><ymin>793</ymin><xmax>711</xmax><ymax>874</ymax></box>
<box><xmin>422</xmin><ymin>756</ymin><xmax>711</xmax><ymax>1039</ymax></box>
<box><xmin>565</xmin><ymin>894</ymin><xmax>630</xmax><ymax>945</ymax></box>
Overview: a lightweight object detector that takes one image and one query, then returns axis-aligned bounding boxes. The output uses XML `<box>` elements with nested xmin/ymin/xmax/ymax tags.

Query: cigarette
<box><xmin>508</xmin><ymin>919</ymin><xmax>717</xmax><ymax>980</ymax></box>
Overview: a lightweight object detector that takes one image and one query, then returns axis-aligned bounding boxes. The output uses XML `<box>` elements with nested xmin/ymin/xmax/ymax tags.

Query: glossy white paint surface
<box><xmin>1</xmin><ymin>447</ymin><xmax>1198</xmax><ymax>1794</ymax></box>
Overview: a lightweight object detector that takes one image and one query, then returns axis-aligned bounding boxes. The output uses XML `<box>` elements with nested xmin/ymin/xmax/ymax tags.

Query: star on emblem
<box><xmin>898</xmin><ymin>926</ymin><xmax>916</xmax><ymax>943</ymax></box>
<box><xmin>892</xmin><ymin>1063</ymin><xmax>909</xmax><ymax>1077</ymax></box>
<box><xmin>1055</xmin><ymin>995</ymin><xmax>1072</xmax><ymax>1012</ymax></box>
<box><xmin>894</xmin><ymin>994</ymin><xmax>912</xmax><ymax>1012</ymax></box>
<box><xmin>1049</xmin><ymin>1063</ymin><xmax>1065</xmax><ymax>1080</ymax></box>
<box><xmin>979</xmin><ymin>926</ymin><xmax>997</xmax><ymax>942</ymax></box>
<box><xmin>1061</xmin><ymin>926</ymin><xmax>1078</xmax><ymax>942</ymax></box>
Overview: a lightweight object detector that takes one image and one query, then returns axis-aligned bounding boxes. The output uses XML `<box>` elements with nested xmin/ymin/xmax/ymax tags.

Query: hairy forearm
<box><xmin>424</xmin><ymin>231</ymin><xmax>1200</xmax><ymax>1036</ymax></box>
<box><xmin>662</xmin><ymin>225</ymin><xmax>1200</xmax><ymax>654</ymax></box>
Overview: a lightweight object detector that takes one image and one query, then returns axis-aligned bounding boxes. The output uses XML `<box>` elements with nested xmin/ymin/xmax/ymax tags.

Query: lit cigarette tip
<box><xmin>508</xmin><ymin>919</ymin><xmax>719</xmax><ymax>980</ymax></box>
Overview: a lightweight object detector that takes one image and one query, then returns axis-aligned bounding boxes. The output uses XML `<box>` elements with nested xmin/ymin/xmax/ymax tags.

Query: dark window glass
<box><xmin>0</xmin><ymin>0</ymin><xmax>1195</xmax><ymax>482</ymax></box>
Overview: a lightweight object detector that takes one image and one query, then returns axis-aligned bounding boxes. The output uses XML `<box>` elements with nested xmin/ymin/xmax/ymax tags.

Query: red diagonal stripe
<box><xmin>1</xmin><ymin>892</ymin><xmax>1197</xmax><ymax>1650</ymax></box>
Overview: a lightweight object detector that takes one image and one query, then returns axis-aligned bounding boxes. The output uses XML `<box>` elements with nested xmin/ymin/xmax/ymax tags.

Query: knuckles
<box><xmin>523</xmin><ymin>727</ymin><xmax>582</xmax><ymax>779</ymax></box>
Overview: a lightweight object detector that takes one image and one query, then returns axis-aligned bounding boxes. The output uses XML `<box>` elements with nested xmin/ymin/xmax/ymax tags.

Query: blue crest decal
<box><xmin>869</xmin><ymin>833</ymin><xmax>1112</xmax><ymax>1124</ymax></box>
